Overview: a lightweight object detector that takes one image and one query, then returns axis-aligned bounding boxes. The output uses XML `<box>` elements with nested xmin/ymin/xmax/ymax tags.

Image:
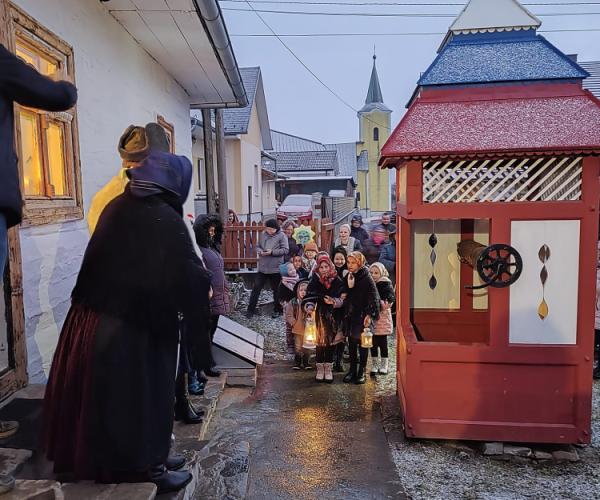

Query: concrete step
<box><xmin>173</xmin><ymin>373</ymin><xmax>226</xmax><ymax>442</ymax></box>
<box><xmin>164</xmin><ymin>438</ymin><xmax>249</xmax><ymax>500</ymax></box>
<box><xmin>2</xmin><ymin>480</ymin><xmax>157</xmax><ymax>500</ymax></box>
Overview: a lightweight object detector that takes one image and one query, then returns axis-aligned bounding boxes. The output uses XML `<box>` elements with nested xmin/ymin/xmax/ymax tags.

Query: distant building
<box><xmin>357</xmin><ymin>55</ymin><xmax>392</xmax><ymax>214</ymax></box>
<box><xmin>580</xmin><ymin>61</ymin><xmax>600</xmax><ymax>98</ymax></box>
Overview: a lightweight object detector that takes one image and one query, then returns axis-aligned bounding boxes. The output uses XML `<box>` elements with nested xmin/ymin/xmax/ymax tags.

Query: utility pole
<box><xmin>215</xmin><ymin>108</ymin><xmax>228</xmax><ymax>222</ymax></box>
<box><xmin>202</xmin><ymin>108</ymin><xmax>217</xmax><ymax>214</ymax></box>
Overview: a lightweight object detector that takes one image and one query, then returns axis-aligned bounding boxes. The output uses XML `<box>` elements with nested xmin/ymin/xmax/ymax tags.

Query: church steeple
<box><xmin>360</xmin><ymin>54</ymin><xmax>390</xmax><ymax>114</ymax></box>
<box><xmin>366</xmin><ymin>54</ymin><xmax>384</xmax><ymax>104</ymax></box>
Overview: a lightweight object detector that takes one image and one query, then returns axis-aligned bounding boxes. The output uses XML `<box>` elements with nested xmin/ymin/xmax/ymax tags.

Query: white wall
<box><xmin>14</xmin><ymin>0</ymin><xmax>193</xmax><ymax>382</ymax></box>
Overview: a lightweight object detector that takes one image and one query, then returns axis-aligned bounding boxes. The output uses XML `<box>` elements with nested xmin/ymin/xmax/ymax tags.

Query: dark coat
<box><xmin>0</xmin><ymin>44</ymin><xmax>77</xmax><ymax>228</ymax></box>
<box><xmin>362</xmin><ymin>238</ymin><xmax>385</xmax><ymax>265</ymax></box>
<box><xmin>350</xmin><ymin>225</ymin><xmax>370</xmax><ymax>244</ymax></box>
<box><xmin>345</xmin><ymin>266</ymin><xmax>380</xmax><ymax>339</ymax></box>
<box><xmin>376</xmin><ymin>279</ymin><xmax>395</xmax><ymax>304</ymax></box>
<box><xmin>305</xmin><ymin>274</ymin><xmax>345</xmax><ymax>347</ymax></box>
<box><xmin>379</xmin><ymin>243</ymin><xmax>396</xmax><ymax>276</ymax></box>
<box><xmin>285</xmin><ymin>236</ymin><xmax>301</xmax><ymax>260</ymax></box>
<box><xmin>43</xmin><ymin>188</ymin><xmax>212</xmax><ymax>479</ymax></box>
<box><xmin>194</xmin><ymin>215</ymin><xmax>230</xmax><ymax>316</ymax></box>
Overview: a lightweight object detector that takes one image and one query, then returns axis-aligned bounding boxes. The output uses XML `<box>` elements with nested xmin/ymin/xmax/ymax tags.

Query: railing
<box><xmin>223</xmin><ymin>219</ymin><xmax>336</xmax><ymax>271</ymax></box>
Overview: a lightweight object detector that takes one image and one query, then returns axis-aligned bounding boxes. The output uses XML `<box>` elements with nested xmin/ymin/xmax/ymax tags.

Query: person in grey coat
<box><xmin>247</xmin><ymin>219</ymin><xmax>289</xmax><ymax>318</ymax></box>
<box><xmin>379</xmin><ymin>227</ymin><xmax>397</xmax><ymax>285</ymax></box>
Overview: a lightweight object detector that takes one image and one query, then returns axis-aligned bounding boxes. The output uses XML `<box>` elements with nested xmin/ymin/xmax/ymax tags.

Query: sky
<box><xmin>220</xmin><ymin>0</ymin><xmax>600</xmax><ymax>145</ymax></box>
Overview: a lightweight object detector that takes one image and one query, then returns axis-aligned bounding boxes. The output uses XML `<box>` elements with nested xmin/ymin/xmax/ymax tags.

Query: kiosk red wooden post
<box><xmin>380</xmin><ymin>0</ymin><xmax>600</xmax><ymax>444</ymax></box>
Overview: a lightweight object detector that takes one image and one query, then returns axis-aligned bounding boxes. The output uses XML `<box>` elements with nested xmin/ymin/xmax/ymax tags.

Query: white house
<box><xmin>0</xmin><ymin>0</ymin><xmax>246</xmax><ymax>396</ymax></box>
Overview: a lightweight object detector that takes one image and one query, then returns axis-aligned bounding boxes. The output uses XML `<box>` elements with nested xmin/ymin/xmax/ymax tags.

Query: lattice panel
<box><xmin>422</xmin><ymin>157</ymin><xmax>583</xmax><ymax>203</ymax></box>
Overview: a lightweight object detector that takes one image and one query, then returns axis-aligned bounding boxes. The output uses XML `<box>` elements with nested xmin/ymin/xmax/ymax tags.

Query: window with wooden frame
<box><xmin>157</xmin><ymin>115</ymin><xmax>175</xmax><ymax>153</ymax></box>
<box><xmin>11</xmin><ymin>5</ymin><xmax>82</xmax><ymax>226</ymax></box>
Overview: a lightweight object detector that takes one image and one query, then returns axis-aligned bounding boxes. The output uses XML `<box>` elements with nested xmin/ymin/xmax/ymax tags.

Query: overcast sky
<box><xmin>221</xmin><ymin>0</ymin><xmax>600</xmax><ymax>145</ymax></box>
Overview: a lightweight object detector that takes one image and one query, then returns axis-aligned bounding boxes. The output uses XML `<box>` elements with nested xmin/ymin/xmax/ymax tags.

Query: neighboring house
<box><xmin>357</xmin><ymin>55</ymin><xmax>392</xmax><ymax>214</ymax></box>
<box><xmin>0</xmin><ymin>0</ymin><xmax>246</xmax><ymax>396</ymax></box>
<box><xmin>221</xmin><ymin>67</ymin><xmax>272</xmax><ymax>220</ymax></box>
<box><xmin>580</xmin><ymin>61</ymin><xmax>600</xmax><ymax>98</ymax></box>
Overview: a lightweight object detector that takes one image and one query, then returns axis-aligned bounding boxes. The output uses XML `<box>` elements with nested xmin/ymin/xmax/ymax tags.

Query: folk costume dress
<box><xmin>42</xmin><ymin>151</ymin><xmax>211</xmax><ymax>481</ymax></box>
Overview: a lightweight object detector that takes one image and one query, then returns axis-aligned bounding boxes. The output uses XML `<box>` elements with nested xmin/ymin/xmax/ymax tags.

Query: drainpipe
<box><xmin>193</xmin><ymin>0</ymin><xmax>248</xmax><ymax>108</ymax></box>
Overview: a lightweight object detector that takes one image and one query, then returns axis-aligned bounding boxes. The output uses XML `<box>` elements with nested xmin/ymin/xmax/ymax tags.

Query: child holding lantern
<box><xmin>285</xmin><ymin>280</ymin><xmax>312</xmax><ymax>370</ymax></box>
<box><xmin>305</xmin><ymin>255</ymin><xmax>345</xmax><ymax>383</ymax></box>
<box><xmin>368</xmin><ymin>263</ymin><xmax>395</xmax><ymax>375</ymax></box>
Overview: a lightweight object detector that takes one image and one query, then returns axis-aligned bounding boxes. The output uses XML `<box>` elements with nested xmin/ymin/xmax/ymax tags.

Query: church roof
<box><xmin>419</xmin><ymin>33</ymin><xmax>588</xmax><ymax>87</ymax></box>
<box><xmin>360</xmin><ymin>55</ymin><xmax>391</xmax><ymax>113</ymax></box>
<box><xmin>380</xmin><ymin>85</ymin><xmax>600</xmax><ymax>163</ymax></box>
<box><xmin>449</xmin><ymin>0</ymin><xmax>541</xmax><ymax>35</ymax></box>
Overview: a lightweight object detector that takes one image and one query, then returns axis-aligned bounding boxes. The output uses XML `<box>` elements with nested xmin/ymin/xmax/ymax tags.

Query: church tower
<box><xmin>357</xmin><ymin>54</ymin><xmax>392</xmax><ymax>214</ymax></box>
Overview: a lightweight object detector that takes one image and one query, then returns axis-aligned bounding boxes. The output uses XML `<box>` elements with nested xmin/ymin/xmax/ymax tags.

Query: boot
<box><xmin>315</xmin><ymin>363</ymin><xmax>325</xmax><ymax>382</ymax></box>
<box><xmin>355</xmin><ymin>365</ymin><xmax>366</xmax><ymax>385</ymax></box>
<box><xmin>370</xmin><ymin>357</ymin><xmax>379</xmax><ymax>376</ymax></box>
<box><xmin>333</xmin><ymin>348</ymin><xmax>345</xmax><ymax>373</ymax></box>
<box><xmin>175</xmin><ymin>374</ymin><xmax>203</xmax><ymax>425</ymax></box>
<box><xmin>379</xmin><ymin>357</ymin><xmax>389</xmax><ymax>375</ymax></box>
<box><xmin>150</xmin><ymin>465</ymin><xmax>192</xmax><ymax>495</ymax></box>
<box><xmin>343</xmin><ymin>364</ymin><xmax>356</xmax><ymax>383</ymax></box>
<box><xmin>166</xmin><ymin>453</ymin><xmax>186</xmax><ymax>471</ymax></box>
<box><xmin>204</xmin><ymin>367</ymin><xmax>221</xmax><ymax>377</ymax></box>
<box><xmin>324</xmin><ymin>363</ymin><xmax>334</xmax><ymax>383</ymax></box>
<box><xmin>293</xmin><ymin>354</ymin><xmax>302</xmax><ymax>370</ymax></box>
<box><xmin>303</xmin><ymin>352</ymin><xmax>312</xmax><ymax>370</ymax></box>
<box><xmin>188</xmin><ymin>372</ymin><xmax>205</xmax><ymax>395</ymax></box>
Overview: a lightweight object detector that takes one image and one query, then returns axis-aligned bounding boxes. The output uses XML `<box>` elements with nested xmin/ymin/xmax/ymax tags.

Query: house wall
<box><xmin>358</xmin><ymin>109</ymin><xmax>391</xmax><ymax>213</ymax></box>
<box><xmin>262</xmin><ymin>179</ymin><xmax>277</xmax><ymax>217</ymax></box>
<box><xmin>224</xmin><ymin>101</ymin><xmax>263</xmax><ymax>219</ymax></box>
<box><xmin>14</xmin><ymin>0</ymin><xmax>193</xmax><ymax>382</ymax></box>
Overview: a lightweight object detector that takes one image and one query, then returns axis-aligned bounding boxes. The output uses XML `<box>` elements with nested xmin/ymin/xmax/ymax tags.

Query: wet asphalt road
<box><xmin>210</xmin><ymin>358</ymin><xmax>406</xmax><ymax>500</ymax></box>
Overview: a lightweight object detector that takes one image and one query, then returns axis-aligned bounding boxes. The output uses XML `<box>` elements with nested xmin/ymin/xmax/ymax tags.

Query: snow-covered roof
<box><xmin>449</xmin><ymin>0</ymin><xmax>541</xmax><ymax>35</ymax></box>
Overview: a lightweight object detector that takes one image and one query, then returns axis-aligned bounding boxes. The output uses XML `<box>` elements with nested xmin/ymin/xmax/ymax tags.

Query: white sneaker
<box><xmin>316</xmin><ymin>363</ymin><xmax>325</xmax><ymax>381</ymax></box>
<box><xmin>324</xmin><ymin>363</ymin><xmax>334</xmax><ymax>383</ymax></box>
<box><xmin>379</xmin><ymin>358</ymin><xmax>389</xmax><ymax>374</ymax></box>
<box><xmin>370</xmin><ymin>357</ymin><xmax>379</xmax><ymax>375</ymax></box>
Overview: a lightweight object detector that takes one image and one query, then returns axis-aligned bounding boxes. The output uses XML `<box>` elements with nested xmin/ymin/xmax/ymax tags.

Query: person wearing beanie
<box><xmin>246</xmin><ymin>218</ymin><xmax>289</xmax><ymax>319</ymax></box>
<box><xmin>350</xmin><ymin>214</ymin><xmax>369</xmax><ymax>244</ymax></box>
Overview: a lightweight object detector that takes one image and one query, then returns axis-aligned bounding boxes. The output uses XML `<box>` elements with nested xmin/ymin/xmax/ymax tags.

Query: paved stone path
<box><xmin>209</xmin><ymin>360</ymin><xmax>406</xmax><ymax>499</ymax></box>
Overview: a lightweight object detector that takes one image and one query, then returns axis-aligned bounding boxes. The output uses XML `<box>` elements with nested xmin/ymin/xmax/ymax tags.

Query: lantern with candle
<box><xmin>303</xmin><ymin>304</ymin><xmax>317</xmax><ymax>350</ymax></box>
<box><xmin>360</xmin><ymin>325</ymin><xmax>373</xmax><ymax>349</ymax></box>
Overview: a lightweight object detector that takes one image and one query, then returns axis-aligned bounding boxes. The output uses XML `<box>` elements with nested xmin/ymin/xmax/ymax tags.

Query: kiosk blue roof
<box><xmin>419</xmin><ymin>33</ymin><xmax>589</xmax><ymax>87</ymax></box>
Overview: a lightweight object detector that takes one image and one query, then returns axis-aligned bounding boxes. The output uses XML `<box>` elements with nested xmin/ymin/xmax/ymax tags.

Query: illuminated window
<box><xmin>12</xmin><ymin>5</ymin><xmax>82</xmax><ymax>225</ymax></box>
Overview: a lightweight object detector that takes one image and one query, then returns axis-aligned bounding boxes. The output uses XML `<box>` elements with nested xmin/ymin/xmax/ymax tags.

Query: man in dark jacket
<box><xmin>0</xmin><ymin>43</ymin><xmax>76</xmax><ymax>447</ymax></box>
<box><xmin>246</xmin><ymin>219</ymin><xmax>289</xmax><ymax>319</ymax></box>
<box><xmin>350</xmin><ymin>214</ymin><xmax>369</xmax><ymax>244</ymax></box>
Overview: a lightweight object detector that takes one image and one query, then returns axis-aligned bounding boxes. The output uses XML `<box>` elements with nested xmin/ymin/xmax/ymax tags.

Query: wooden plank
<box><xmin>213</xmin><ymin>329</ymin><xmax>264</xmax><ymax>365</ymax></box>
<box><xmin>218</xmin><ymin>316</ymin><xmax>264</xmax><ymax>349</ymax></box>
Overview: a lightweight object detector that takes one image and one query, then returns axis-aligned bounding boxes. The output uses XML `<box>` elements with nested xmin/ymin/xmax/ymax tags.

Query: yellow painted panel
<box><xmin>411</xmin><ymin>220</ymin><xmax>461</xmax><ymax>309</ymax></box>
<box><xmin>472</xmin><ymin>219</ymin><xmax>490</xmax><ymax>310</ymax></box>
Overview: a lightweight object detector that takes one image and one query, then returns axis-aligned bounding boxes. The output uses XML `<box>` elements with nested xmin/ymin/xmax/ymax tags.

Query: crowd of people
<box><xmin>246</xmin><ymin>214</ymin><xmax>397</xmax><ymax>384</ymax></box>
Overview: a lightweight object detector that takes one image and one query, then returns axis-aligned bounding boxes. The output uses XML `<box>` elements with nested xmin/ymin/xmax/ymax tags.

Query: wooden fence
<box><xmin>223</xmin><ymin>219</ymin><xmax>335</xmax><ymax>271</ymax></box>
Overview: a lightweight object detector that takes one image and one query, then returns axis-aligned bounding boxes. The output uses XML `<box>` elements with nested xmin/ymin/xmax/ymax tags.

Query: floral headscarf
<box><xmin>348</xmin><ymin>251</ymin><xmax>367</xmax><ymax>269</ymax></box>
<box><xmin>315</xmin><ymin>254</ymin><xmax>337</xmax><ymax>289</ymax></box>
<box><xmin>369</xmin><ymin>262</ymin><xmax>391</xmax><ymax>283</ymax></box>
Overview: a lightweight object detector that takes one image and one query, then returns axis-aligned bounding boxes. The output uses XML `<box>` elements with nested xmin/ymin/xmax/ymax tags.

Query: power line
<box><xmin>223</xmin><ymin>0</ymin><xmax>600</xmax><ymax>4</ymax></box>
<box><xmin>230</xmin><ymin>28</ymin><xmax>600</xmax><ymax>36</ymax></box>
<box><xmin>241</xmin><ymin>0</ymin><xmax>392</xmax><ymax>130</ymax></box>
<box><xmin>223</xmin><ymin>7</ymin><xmax>600</xmax><ymax>15</ymax></box>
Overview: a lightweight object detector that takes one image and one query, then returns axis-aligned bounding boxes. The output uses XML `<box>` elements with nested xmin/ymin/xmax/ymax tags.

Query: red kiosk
<box><xmin>380</xmin><ymin>0</ymin><xmax>600</xmax><ymax>444</ymax></box>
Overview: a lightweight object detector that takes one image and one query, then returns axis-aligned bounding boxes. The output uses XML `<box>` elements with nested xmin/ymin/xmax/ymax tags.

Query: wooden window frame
<box><xmin>10</xmin><ymin>4</ymin><xmax>83</xmax><ymax>227</ymax></box>
<box><xmin>157</xmin><ymin>115</ymin><xmax>175</xmax><ymax>153</ymax></box>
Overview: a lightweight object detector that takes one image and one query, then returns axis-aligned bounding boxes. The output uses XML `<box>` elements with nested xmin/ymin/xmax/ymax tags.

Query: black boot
<box><xmin>343</xmin><ymin>364</ymin><xmax>356</xmax><ymax>383</ymax></box>
<box><xmin>333</xmin><ymin>347</ymin><xmax>345</xmax><ymax>373</ymax></box>
<box><xmin>175</xmin><ymin>374</ymin><xmax>203</xmax><ymax>425</ymax></box>
<box><xmin>293</xmin><ymin>354</ymin><xmax>302</xmax><ymax>370</ymax></box>
<box><xmin>166</xmin><ymin>453</ymin><xmax>186</xmax><ymax>471</ymax></box>
<box><xmin>150</xmin><ymin>465</ymin><xmax>192</xmax><ymax>494</ymax></box>
<box><xmin>355</xmin><ymin>365</ymin><xmax>366</xmax><ymax>385</ymax></box>
<box><xmin>204</xmin><ymin>367</ymin><xmax>221</xmax><ymax>377</ymax></box>
<box><xmin>302</xmin><ymin>352</ymin><xmax>312</xmax><ymax>370</ymax></box>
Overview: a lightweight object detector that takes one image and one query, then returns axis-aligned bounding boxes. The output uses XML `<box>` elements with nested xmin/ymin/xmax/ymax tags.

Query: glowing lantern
<box><xmin>360</xmin><ymin>326</ymin><xmax>373</xmax><ymax>349</ymax></box>
<box><xmin>303</xmin><ymin>312</ymin><xmax>317</xmax><ymax>350</ymax></box>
